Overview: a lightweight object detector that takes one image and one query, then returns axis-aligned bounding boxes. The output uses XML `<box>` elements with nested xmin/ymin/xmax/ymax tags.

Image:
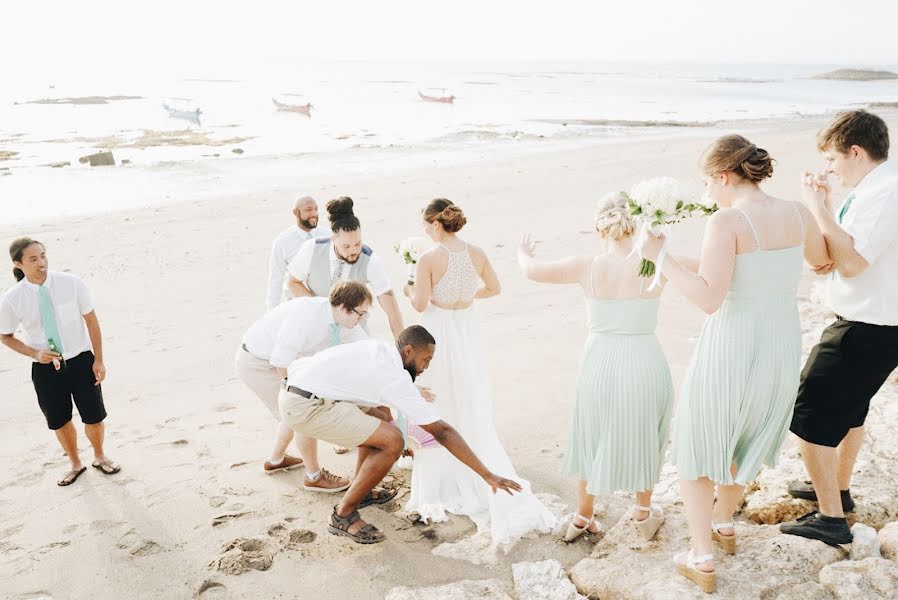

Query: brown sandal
<box><xmin>58</xmin><ymin>466</ymin><xmax>87</xmax><ymax>486</ymax></box>
<box><xmin>328</xmin><ymin>508</ymin><xmax>386</xmax><ymax>544</ymax></box>
<box><xmin>358</xmin><ymin>487</ymin><xmax>398</xmax><ymax>509</ymax></box>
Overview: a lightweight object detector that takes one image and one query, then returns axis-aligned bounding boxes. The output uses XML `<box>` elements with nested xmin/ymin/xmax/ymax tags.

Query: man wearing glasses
<box><xmin>235</xmin><ymin>281</ymin><xmax>372</xmax><ymax>492</ymax></box>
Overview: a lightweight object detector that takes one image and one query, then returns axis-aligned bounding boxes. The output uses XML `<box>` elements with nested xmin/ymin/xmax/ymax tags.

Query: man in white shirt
<box><xmin>286</xmin><ymin>197</ymin><xmax>404</xmax><ymax>340</ymax></box>
<box><xmin>0</xmin><ymin>238</ymin><xmax>120</xmax><ymax>487</ymax></box>
<box><xmin>236</xmin><ymin>281</ymin><xmax>370</xmax><ymax>492</ymax></box>
<box><xmin>279</xmin><ymin>325</ymin><xmax>522</xmax><ymax>544</ymax></box>
<box><xmin>266</xmin><ymin>195</ymin><xmax>331</xmax><ymax>310</ymax></box>
<box><xmin>782</xmin><ymin>110</ymin><xmax>898</xmax><ymax>546</ymax></box>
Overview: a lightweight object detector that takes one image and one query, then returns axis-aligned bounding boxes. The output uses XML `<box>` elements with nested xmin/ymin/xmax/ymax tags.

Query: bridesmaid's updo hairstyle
<box><xmin>702</xmin><ymin>134</ymin><xmax>775</xmax><ymax>183</ymax></box>
<box><xmin>10</xmin><ymin>237</ymin><xmax>43</xmax><ymax>282</ymax></box>
<box><xmin>326</xmin><ymin>196</ymin><xmax>361</xmax><ymax>233</ymax></box>
<box><xmin>594</xmin><ymin>192</ymin><xmax>635</xmax><ymax>240</ymax></box>
<box><xmin>423</xmin><ymin>198</ymin><xmax>467</xmax><ymax>233</ymax></box>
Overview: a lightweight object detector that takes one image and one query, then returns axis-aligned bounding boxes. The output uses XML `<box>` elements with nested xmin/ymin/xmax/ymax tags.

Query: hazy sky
<box><xmin>7</xmin><ymin>0</ymin><xmax>898</xmax><ymax>69</ymax></box>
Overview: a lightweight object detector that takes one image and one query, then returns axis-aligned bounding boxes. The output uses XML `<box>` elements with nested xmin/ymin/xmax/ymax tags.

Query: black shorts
<box><xmin>790</xmin><ymin>318</ymin><xmax>898</xmax><ymax>447</ymax></box>
<box><xmin>32</xmin><ymin>350</ymin><xmax>107</xmax><ymax>430</ymax></box>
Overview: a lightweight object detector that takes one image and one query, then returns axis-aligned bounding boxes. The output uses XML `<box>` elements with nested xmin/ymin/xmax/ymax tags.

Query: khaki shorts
<box><xmin>279</xmin><ymin>388</ymin><xmax>380</xmax><ymax>449</ymax></box>
<box><xmin>234</xmin><ymin>346</ymin><xmax>281</xmax><ymax>420</ymax></box>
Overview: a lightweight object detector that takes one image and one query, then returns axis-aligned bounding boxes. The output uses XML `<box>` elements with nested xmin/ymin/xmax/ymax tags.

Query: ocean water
<box><xmin>2</xmin><ymin>60</ymin><xmax>897</xmax><ymax>167</ymax></box>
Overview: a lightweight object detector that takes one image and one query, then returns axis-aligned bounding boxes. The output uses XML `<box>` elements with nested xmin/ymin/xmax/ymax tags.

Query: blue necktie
<box><xmin>39</xmin><ymin>285</ymin><xmax>63</xmax><ymax>355</ymax></box>
<box><xmin>328</xmin><ymin>322</ymin><xmax>341</xmax><ymax>347</ymax></box>
<box><xmin>837</xmin><ymin>192</ymin><xmax>855</xmax><ymax>224</ymax></box>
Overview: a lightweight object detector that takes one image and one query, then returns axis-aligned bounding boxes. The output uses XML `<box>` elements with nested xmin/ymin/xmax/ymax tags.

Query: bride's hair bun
<box><xmin>703</xmin><ymin>134</ymin><xmax>775</xmax><ymax>183</ymax></box>
<box><xmin>424</xmin><ymin>198</ymin><xmax>467</xmax><ymax>233</ymax></box>
<box><xmin>594</xmin><ymin>192</ymin><xmax>635</xmax><ymax>240</ymax></box>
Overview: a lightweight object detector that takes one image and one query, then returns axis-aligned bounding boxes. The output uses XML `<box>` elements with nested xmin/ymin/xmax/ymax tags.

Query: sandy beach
<box><xmin>2</xmin><ymin>112</ymin><xmax>897</xmax><ymax>600</ymax></box>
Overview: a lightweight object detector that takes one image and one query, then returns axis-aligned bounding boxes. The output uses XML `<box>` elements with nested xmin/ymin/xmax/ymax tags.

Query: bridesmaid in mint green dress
<box><xmin>639</xmin><ymin>135</ymin><xmax>831</xmax><ymax>593</ymax></box>
<box><xmin>518</xmin><ymin>192</ymin><xmax>674</xmax><ymax>544</ymax></box>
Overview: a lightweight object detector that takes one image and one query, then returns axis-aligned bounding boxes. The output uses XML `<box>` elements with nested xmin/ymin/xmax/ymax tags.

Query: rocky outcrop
<box><xmin>512</xmin><ymin>560</ymin><xmax>584</xmax><ymax>600</ymax></box>
<box><xmin>570</xmin><ymin>506</ymin><xmax>844</xmax><ymax>599</ymax></box>
<box><xmin>812</xmin><ymin>69</ymin><xmax>898</xmax><ymax>81</ymax></box>
<box><xmin>818</xmin><ymin>557</ymin><xmax>898</xmax><ymax>599</ymax></box>
<box><xmin>385</xmin><ymin>579</ymin><xmax>512</xmax><ymax>600</ymax></box>
<box><xmin>78</xmin><ymin>151</ymin><xmax>115</xmax><ymax>166</ymax></box>
<box><xmin>878</xmin><ymin>522</ymin><xmax>898</xmax><ymax>562</ymax></box>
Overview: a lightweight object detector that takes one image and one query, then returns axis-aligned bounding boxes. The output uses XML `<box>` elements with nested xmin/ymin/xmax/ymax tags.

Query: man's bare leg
<box><xmin>837</xmin><ymin>426</ymin><xmax>864</xmax><ymax>491</ymax></box>
<box><xmin>797</xmin><ymin>438</ymin><xmax>843</xmax><ymax>517</ymax></box>
<box><xmin>55</xmin><ymin>421</ymin><xmax>83</xmax><ymax>470</ymax></box>
<box><xmin>84</xmin><ymin>421</ymin><xmax>109</xmax><ymax>463</ymax></box>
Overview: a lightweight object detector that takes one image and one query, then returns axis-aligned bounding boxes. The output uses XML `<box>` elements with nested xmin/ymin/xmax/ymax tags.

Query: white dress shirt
<box><xmin>0</xmin><ymin>271</ymin><xmax>95</xmax><ymax>361</ymax></box>
<box><xmin>827</xmin><ymin>160</ymin><xmax>898</xmax><ymax>325</ymax></box>
<box><xmin>267</xmin><ymin>224</ymin><xmax>331</xmax><ymax>309</ymax></box>
<box><xmin>242</xmin><ymin>296</ymin><xmax>367</xmax><ymax>368</ymax></box>
<box><xmin>286</xmin><ymin>238</ymin><xmax>392</xmax><ymax>297</ymax></box>
<box><xmin>286</xmin><ymin>339</ymin><xmax>439</xmax><ymax>426</ymax></box>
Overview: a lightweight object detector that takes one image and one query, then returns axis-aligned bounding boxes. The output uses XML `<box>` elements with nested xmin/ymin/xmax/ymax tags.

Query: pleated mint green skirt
<box><xmin>671</xmin><ymin>295</ymin><xmax>801</xmax><ymax>485</ymax></box>
<box><xmin>562</xmin><ymin>332</ymin><xmax>674</xmax><ymax>495</ymax></box>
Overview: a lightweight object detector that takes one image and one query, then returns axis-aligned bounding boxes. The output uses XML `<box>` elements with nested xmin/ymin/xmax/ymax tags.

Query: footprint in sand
<box><xmin>283</xmin><ymin>529</ymin><xmax>317</xmax><ymax>549</ymax></box>
<box><xmin>208</xmin><ymin>496</ymin><xmax>227</xmax><ymax>508</ymax></box>
<box><xmin>212</xmin><ymin>538</ymin><xmax>274</xmax><ymax>575</ymax></box>
<box><xmin>195</xmin><ymin>580</ymin><xmax>227</xmax><ymax>598</ymax></box>
<box><xmin>211</xmin><ymin>512</ymin><xmax>250</xmax><ymax>527</ymax></box>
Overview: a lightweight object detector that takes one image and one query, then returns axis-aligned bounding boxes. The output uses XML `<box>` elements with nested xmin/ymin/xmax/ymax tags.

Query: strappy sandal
<box><xmin>563</xmin><ymin>513</ymin><xmax>600</xmax><ymax>542</ymax></box>
<box><xmin>634</xmin><ymin>503</ymin><xmax>665</xmax><ymax>541</ymax></box>
<box><xmin>358</xmin><ymin>487</ymin><xmax>398</xmax><ymax>509</ymax></box>
<box><xmin>711</xmin><ymin>521</ymin><xmax>736</xmax><ymax>555</ymax></box>
<box><xmin>327</xmin><ymin>507</ymin><xmax>386</xmax><ymax>544</ymax></box>
<box><xmin>673</xmin><ymin>549</ymin><xmax>716</xmax><ymax>593</ymax></box>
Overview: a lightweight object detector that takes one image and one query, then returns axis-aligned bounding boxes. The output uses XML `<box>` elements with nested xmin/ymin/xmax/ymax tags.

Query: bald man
<box><xmin>267</xmin><ymin>195</ymin><xmax>332</xmax><ymax>309</ymax></box>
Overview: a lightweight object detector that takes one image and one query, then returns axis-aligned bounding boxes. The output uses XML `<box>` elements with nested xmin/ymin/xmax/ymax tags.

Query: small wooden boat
<box><xmin>272</xmin><ymin>97</ymin><xmax>312</xmax><ymax>115</ymax></box>
<box><xmin>418</xmin><ymin>89</ymin><xmax>455</xmax><ymax>104</ymax></box>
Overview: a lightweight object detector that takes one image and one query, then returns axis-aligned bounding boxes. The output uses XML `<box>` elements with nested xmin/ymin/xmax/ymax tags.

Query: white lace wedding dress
<box><xmin>404</xmin><ymin>243</ymin><xmax>556</xmax><ymax>543</ymax></box>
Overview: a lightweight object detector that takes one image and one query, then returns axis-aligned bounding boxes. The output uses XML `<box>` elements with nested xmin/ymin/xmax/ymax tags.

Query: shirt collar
<box><xmin>854</xmin><ymin>160</ymin><xmax>897</xmax><ymax>197</ymax></box>
<box><xmin>22</xmin><ymin>271</ymin><xmax>52</xmax><ymax>290</ymax></box>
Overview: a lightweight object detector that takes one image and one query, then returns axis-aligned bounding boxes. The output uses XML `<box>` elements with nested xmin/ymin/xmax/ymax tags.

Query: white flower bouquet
<box><xmin>394</xmin><ymin>236</ymin><xmax>431</xmax><ymax>284</ymax></box>
<box><xmin>624</xmin><ymin>177</ymin><xmax>717</xmax><ymax>277</ymax></box>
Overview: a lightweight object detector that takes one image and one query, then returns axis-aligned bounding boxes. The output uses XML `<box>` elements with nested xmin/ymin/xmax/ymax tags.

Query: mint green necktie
<box><xmin>39</xmin><ymin>285</ymin><xmax>63</xmax><ymax>354</ymax></box>
<box><xmin>837</xmin><ymin>192</ymin><xmax>855</xmax><ymax>224</ymax></box>
<box><xmin>328</xmin><ymin>322</ymin><xmax>341</xmax><ymax>347</ymax></box>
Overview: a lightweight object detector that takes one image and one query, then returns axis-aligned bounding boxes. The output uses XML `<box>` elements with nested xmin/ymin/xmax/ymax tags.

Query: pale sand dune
<box><xmin>1</xmin><ymin>113</ymin><xmax>896</xmax><ymax>599</ymax></box>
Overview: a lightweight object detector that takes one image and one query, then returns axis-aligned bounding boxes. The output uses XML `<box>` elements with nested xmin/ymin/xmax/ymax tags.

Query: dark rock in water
<box><xmin>78</xmin><ymin>151</ymin><xmax>115</xmax><ymax>167</ymax></box>
<box><xmin>121</xmin><ymin>159</ymin><xmax>131</xmax><ymax>165</ymax></box>
<box><xmin>47</xmin><ymin>161</ymin><xmax>70</xmax><ymax>168</ymax></box>
<box><xmin>813</xmin><ymin>69</ymin><xmax>898</xmax><ymax>81</ymax></box>
<box><xmin>231</xmin><ymin>148</ymin><xmax>244</xmax><ymax>154</ymax></box>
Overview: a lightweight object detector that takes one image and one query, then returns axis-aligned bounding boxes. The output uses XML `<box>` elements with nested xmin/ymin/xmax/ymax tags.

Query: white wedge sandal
<box><xmin>563</xmin><ymin>513</ymin><xmax>600</xmax><ymax>542</ymax></box>
<box><xmin>711</xmin><ymin>521</ymin><xmax>736</xmax><ymax>555</ymax></box>
<box><xmin>633</xmin><ymin>503</ymin><xmax>665</xmax><ymax>541</ymax></box>
<box><xmin>673</xmin><ymin>549</ymin><xmax>716</xmax><ymax>593</ymax></box>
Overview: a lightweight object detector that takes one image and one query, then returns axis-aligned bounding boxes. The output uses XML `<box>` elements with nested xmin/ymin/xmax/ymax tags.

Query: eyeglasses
<box><xmin>351</xmin><ymin>307</ymin><xmax>368</xmax><ymax>318</ymax></box>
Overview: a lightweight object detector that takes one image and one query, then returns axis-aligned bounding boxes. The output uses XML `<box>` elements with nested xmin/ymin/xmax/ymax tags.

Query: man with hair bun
<box><xmin>781</xmin><ymin>110</ymin><xmax>898</xmax><ymax>546</ymax></box>
<box><xmin>286</xmin><ymin>196</ymin><xmax>404</xmax><ymax>340</ymax></box>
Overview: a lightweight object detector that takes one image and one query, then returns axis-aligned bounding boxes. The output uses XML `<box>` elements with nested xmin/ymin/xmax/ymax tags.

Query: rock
<box><xmin>773</xmin><ymin>581</ymin><xmax>835</xmax><ymax>600</ymax></box>
<box><xmin>121</xmin><ymin>159</ymin><xmax>131</xmax><ymax>165</ymax></box>
<box><xmin>818</xmin><ymin>557</ymin><xmax>898</xmax><ymax>599</ymax></box>
<box><xmin>741</xmin><ymin>450</ymin><xmax>817</xmax><ymax>525</ymax></box>
<box><xmin>850</xmin><ymin>523</ymin><xmax>880</xmax><ymax>559</ymax></box>
<box><xmin>812</xmin><ymin>69</ymin><xmax>898</xmax><ymax>81</ymax></box>
<box><xmin>78</xmin><ymin>151</ymin><xmax>115</xmax><ymax>166</ymax></box>
<box><xmin>231</xmin><ymin>148</ymin><xmax>244</xmax><ymax>154</ymax></box>
<box><xmin>46</xmin><ymin>161</ymin><xmax>70</xmax><ymax>168</ymax></box>
<box><xmin>512</xmin><ymin>560</ymin><xmax>585</xmax><ymax>600</ymax></box>
<box><xmin>385</xmin><ymin>579</ymin><xmax>512</xmax><ymax>600</ymax></box>
<box><xmin>571</xmin><ymin>506</ymin><xmax>844</xmax><ymax>600</ymax></box>
<box><xmin>879</xmin><ymin>522</ymin><xmax>898</xmax><ymax>562</ymax></box>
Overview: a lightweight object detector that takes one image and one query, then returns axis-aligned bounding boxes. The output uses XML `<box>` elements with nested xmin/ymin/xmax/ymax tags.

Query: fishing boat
<box><xmin>272</xmin><ymin>97</ymin><xmax>312</xmax><ymax>115</ymax></box>
<box><xmin>162</xmin><ymin>102</ymin><xmax>202</xmax><ymax>126</ymax></box>
<box><xmin>418</xmin><ymin>88</ymin><xmax>455</xmax><ymax>104</ymax></box>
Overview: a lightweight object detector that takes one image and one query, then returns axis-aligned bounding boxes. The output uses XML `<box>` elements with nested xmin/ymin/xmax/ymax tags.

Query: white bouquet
<box><xmin>624</xmin><ymin>177</ymin><xmax>716</xmax><ymax>277</ymax></box>
<box><xmin>394</xmin><ymin>236</ymin><xmax>431</xmax><ymax>284</ymax></box>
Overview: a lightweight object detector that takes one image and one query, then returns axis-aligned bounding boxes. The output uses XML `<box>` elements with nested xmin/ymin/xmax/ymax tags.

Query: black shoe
<box><xmin>786</xmin><ymin>480</ymin><xmax>855</xmax><ymax>513</ymax></box>
<box><xmin>780</xmin><ymin>511</ymin><xmax>853</xmax><ymax>546</ymax></box>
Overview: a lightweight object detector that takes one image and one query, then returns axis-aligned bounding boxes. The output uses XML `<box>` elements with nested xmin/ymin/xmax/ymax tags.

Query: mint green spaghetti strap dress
<box><xmin>562</xmin><ymin>260</ymin><xmax>675</xmax><ymax>495</ymax></box>
<box><xmin>672</xmin><ymin>207</ymin><xmax>804</xmax><ymax>485</ymax></box>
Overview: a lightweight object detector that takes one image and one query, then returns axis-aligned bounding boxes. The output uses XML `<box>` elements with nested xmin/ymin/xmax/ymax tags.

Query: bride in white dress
<box><xmin>402</xmin><ymin>198</ymin><xmax>556</xmax><ymax>543</ymax></box>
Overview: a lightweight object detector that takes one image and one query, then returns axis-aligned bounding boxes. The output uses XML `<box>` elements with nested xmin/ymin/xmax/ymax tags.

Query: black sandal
<box><xmin>358</xmin><ymin>487</ymin><xmax>398</xmax><ymax>509</ymax></box>
<box><xmin>327</xmin><ymin>508</ymin><xmax>386</xmax><ymax>544</ymax></box>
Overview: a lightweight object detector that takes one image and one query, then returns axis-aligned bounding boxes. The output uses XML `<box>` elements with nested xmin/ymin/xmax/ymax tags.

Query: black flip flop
<box><xmin>91</xmin><ymin>460</ymin><xmax>121</xmax><ymax>475</ymax></box>
<box><xmin>58</xmin><ymin>466</ymin><xmax>87</xmax><ymax>486</ymax></box>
